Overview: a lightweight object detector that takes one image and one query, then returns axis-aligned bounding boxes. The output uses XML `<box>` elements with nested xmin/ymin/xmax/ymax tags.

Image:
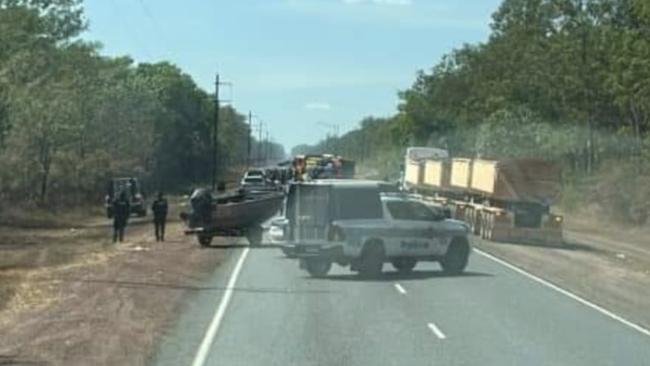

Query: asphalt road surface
<box><xmin>154</xmin><ymin>238</ymin><xmax>650</xmax><ymax>366</ymax></box>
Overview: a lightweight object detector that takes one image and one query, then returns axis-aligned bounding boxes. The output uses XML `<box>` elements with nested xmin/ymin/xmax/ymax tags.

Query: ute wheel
<box><xmin>358</xmin><ymin>240</ymin><xmax>384</xmax><ymax>278</ymax></box>
<box><xmin>305</xmin><ymin>258</ymin><xmax>331</xmax><ymax>278</ymax></box>
<box><xmin>198</xmin><ymin>235</ymin><xmax>213</xmax><ymax>247</ymax></box>
<box><xmin>391</xmin><ymin>258</ymin><xmax>417</xmax><ymax>274</ymax></box>
<box><xmin>246</xmin><ymin>226</ymin><xmax>263</xmax><ymax>246</ymax></box>
<box><xmin>440</xmin><ymin>237</ymin><xmax>470</xmax><ymax>275</ymax></box>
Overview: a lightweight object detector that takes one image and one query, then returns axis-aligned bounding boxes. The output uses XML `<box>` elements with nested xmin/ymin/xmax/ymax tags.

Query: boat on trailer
<box><xmin>181</xmin><ymin>188</ymin><xmax>284</xmax><ymax>246</ymax></box>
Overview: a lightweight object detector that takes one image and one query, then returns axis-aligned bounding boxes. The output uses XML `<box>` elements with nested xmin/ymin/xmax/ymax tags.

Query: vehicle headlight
<box><xmin>554</xmin><ymin>216</ymin><xmax>563</xmax><ymax>223</ymax></box>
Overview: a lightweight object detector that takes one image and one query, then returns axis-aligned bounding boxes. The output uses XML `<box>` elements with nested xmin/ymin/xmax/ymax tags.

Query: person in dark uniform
<box><xmin>112</xmin><ymin>191</ymin><xmax>130</xmax><ymax>243</ymax></box>
<box><xmin>151</xmin><ymin>191</ymin><xmax>168</xmax><ymax>242</ymax></box>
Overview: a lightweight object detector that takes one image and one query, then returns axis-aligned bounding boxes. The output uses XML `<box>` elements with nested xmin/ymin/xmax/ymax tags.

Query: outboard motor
<box><xmin>187</xmin><ymin>188</ymin><xmax>214</xmax><ymax>228</ymax></box>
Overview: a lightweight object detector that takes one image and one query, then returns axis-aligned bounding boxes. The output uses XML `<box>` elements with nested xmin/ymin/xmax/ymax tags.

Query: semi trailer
<box><xmin>403</xmin><ymin>147</ymin><xmax>563</xmax><ymax>245</ymax></box>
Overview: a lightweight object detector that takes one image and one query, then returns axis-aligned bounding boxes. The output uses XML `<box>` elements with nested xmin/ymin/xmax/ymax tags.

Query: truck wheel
<box><xmin>440</xmin><ymin>237</ymin><xmax>469</xmax><ymax>275</ymax></box>
<box><xmin>138</xmin><ymin>209</ymin><xmax>146</xmax><ymax>217</ymax></box>
<box><xmin>305</xmin><ymin>258</ymin><xmax>331</xmax><ymax>278</ymax></box>
<box><xmin>391</xmin><ymin>258</ymin><xmax>417</xmax><ymax>273</ymax></box>
<box><xmin>198</xmin><ymin>235</ymin><xmax>213</xmax><ymax>247</ymax></box>
<box><xmin>246</xmin><ymin>226</ymin><xmax>263</xmax><ymax>247</ymax></box>
<box><xmin>484</xmin><ymin>214</ymin><xmax>494</xmax><ymax>241</ymax></box>
<box><xmin>479</xmin><ymin>215</ymin><xmax>487</xmax><ymax>239</ymax></box>
<box><xmin>359</xmin><ymin>240</ymin><xmax>384</xmax><ymax>278</ymax></box>
<box><xmin>474</xmin><ymin>212</ymin><xmax>482</xmax><ymax>236</ymax></box>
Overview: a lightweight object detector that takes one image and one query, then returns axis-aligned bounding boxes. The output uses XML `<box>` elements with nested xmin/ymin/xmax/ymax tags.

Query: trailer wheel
<box><xmin>474</xmin><ymin>212</ymin><xmax>482</xmax><ymax>236</ymax></box>
<box><xmin>358</xmin><ymin>240</ymin><xmax>384</xmax><ymax>278</ymax></box>
<box><xmin>485</xmin><ymin>213</ymin><xmax>494</xmax><ymax>241</ymax></box>
<box><xmin>198</xmin><ymin>235</ymin><xmax>213</xmax><ymax>247</ymax></box>
<box><xmin>304</xmin><ymin>258</ymin><xmax>331</xmax><ymax>278</ymax></box>
<box><xmin>480</xmin><ymin>214</ymin><xmax>489</xmax><ymax>239</ymax></box>
<box><xmin>440</xmin><ymin>237</ymin><xmax>469</xmax><ymax>275</ymax></box>
<box><xmin>246</xmin><ymin>226</ymin><xmax>263</xmax><ymax>247</ymax></box>
<box><xmin>391</xmin><ymin>258</ymin><xmax>417</xmax><ymax>273</ymax></box>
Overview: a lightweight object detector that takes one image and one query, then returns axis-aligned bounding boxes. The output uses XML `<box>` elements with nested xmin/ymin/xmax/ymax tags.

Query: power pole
<box><xmin>258</xmin><ymin>121</ymin><xmax>264</xmax><ymax>165</ymax></box>
<box><xmin>211</xmin><ymin>73</ymin><xmax>220</xmax><ymax>191</ymax></box>
<box><xmin>317</xmin><ymin>121</ymin><xmax>339</xmax><ymax>153</ymax></box>
<box><xmin>211</xmin><ymin>73</ymin><xmax>231</xmax><ymax>191</ymax></box>
<box><xmin>265</xmin><ymin>130</ymin><xmax>270</xmax><ymax>164</ymax></box>
<box><xmin>247</xmin><ymin>111</ymin><xmax>252</xmax><ymax>169</ymax></box>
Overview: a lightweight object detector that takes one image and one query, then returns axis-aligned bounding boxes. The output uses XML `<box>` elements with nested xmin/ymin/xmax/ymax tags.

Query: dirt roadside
<box><xmin>0</xmin><ymin>205</ymin><xmax>228</xmax><ymax>366</ymax></box>
<box><xmin>473</xmin><ymin>217</ymin><xmax>650</xmax><ymax>331</ymax></box>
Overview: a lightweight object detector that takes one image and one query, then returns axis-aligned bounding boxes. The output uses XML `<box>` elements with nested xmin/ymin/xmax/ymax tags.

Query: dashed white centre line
<box><xmin>394</xmin><ymin>283</ymin><xmax>407</xmax><ymax>295</ymax></box>
<box><xmin>427</xmin><ymin>322</ymin><xmax>447</xmax><ymax>340</ymax></box>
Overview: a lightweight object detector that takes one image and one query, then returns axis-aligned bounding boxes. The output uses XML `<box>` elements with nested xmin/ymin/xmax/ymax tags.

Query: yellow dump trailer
<box><xmin>450</xmin><ymin>158</ymin><xmax>472</xmax><ymax>190</ymax></box>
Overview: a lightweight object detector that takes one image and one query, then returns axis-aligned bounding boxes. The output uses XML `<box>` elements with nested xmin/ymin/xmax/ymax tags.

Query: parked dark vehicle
<box><xmin>105</xmin><ymin>177</ymin><xmax>146</xmax><ymax>218</ymax></box>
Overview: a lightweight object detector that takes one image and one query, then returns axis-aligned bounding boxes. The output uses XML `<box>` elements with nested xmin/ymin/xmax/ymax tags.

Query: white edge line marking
<box><xmin>474</xmin><ymin>248</ymin><xmax>650</xmax><ymax>338</ymax></box>
<box><xmin>427</xmin><ymin>322</ymin><xmax>447</xmax><ymax>339</ymax></box>
<box><xmin>192</xmin><ymin>247</ymin><xmax>250</xmax><ymax>366</ymax></box>
<box><xmin>394</xmin><ymin>283</ymin><xmax>407</xmax><ymax>295</ymax></box>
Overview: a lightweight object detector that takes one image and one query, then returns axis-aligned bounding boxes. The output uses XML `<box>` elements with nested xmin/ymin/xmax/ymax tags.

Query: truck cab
<box><xmin>285</xmin><ymin>180</ymin><xmax>471</xmax><ymax>277</ymax></box>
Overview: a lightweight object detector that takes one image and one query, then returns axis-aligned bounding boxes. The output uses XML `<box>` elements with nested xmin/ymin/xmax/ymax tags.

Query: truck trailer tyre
<box><xmin>305</xmin><ymin>258</ymin><xmax>332</xmax><ymax>278</ymax></box>
<box><xmin>484</xmin><ymin>213</ymin><xmax>494</xmax><ymax>241</ymax></box>
<box><xmin>358</xmin><ymin>240</ymin><xmax>385</xmax><ymax>278</ymax></box>
<box><xmin>281</xmin><ymin>246</ymin><xmax>297</xmax><ymax>258</ymax></box>
<box><xmin>392</xmin><ymin>258</ymin><xmax>417</xmax><ymax>273</ymax></box>
<box><xmin>247</xmin><ymin>226</ymin><xmax>263</xmax><ymax>247</ymax></box>
<box><xmin>198</xmin><ymin>235</ymin><xmax>213</xmax><ymax>247</ymax></box>
<box><xmin>440</xmin><ymin>237</ymin><xmax>469</xmax><ymax>275</ymax></box>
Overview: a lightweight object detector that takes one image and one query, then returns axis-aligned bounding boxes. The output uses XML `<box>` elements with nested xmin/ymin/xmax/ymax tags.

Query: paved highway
<box><xmin>154</xmin><ymin>238</ymin><xmax>650</xmax><ymax>366</ymax></box>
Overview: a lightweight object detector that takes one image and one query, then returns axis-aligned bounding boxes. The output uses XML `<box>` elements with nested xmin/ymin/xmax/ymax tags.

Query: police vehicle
<box><xmin>284</xmin><ymin>180</ymin><xmax>471</xmax><ymax>277</ymax></box>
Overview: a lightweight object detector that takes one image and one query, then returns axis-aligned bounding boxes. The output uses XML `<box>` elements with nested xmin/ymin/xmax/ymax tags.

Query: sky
<box><xmin>82</xmin><ymin>0</ymin><xmax>501</xmax><ymax>151</ymax></box>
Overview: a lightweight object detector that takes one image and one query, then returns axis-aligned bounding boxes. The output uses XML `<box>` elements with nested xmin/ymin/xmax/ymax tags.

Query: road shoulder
<box><xmin>0</xmin><ymin>217</ymin><xmax>228</xmax><ymax>366</ymax></box>
<box><xmin>473</xmin><ymin>227</ymin><xmax>650</xmax><ymax>333</ymax></box>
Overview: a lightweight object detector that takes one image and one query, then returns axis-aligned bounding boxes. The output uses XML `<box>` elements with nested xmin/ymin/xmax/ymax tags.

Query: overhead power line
<box><xmin>136</xmin><ymin>0</ymin><xmax>173</xmax><ymax>58</ymax></box>
<box><xmin>107</xmin><ymin>0</ymin><xmax>153</xmax><ymax>59</ymax></box>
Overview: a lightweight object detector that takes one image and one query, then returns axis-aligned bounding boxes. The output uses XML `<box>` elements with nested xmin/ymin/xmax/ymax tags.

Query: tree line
<box><xmin>0</xmin><ymin>0</ymin><xmax>283</xmax><ymax>207</ymax></box>
<box><xmin>298</xmin><ymin>0</ymin><xmax>650</xmax><ymax>225</ymax></box>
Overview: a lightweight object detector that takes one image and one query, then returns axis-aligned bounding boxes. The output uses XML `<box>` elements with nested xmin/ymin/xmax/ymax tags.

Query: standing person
<box><xmin>151</xmin><ymin>191</ymin><xmax>168</xmax><ymax>242</ymax></box>
<box><xmin>112</xmin><ymin>191</ymin><xmax>130</xmax><ymax>243</ymax></box>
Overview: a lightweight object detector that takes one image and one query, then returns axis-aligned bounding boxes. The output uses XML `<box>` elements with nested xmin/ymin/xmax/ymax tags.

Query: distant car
<box><xmin>284</xmin><ymin>180</ymin><xmax>471</xmax><ymax>277</ymax></box>
<box><xmin>244</xmin><ymin>169</ymin><xmax>265</xmax><ymax>179</ymax></box>
<box><xmin>240</xmin><ymin>176</ymin><xmax>270</xmax><ymax>191</ymax></box>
